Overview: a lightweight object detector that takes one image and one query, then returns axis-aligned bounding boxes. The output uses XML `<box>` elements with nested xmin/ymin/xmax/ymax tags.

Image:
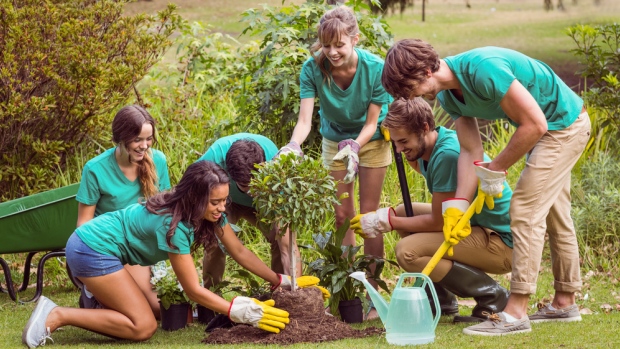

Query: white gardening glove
<box><xmin>228</xmin><ymin>296</ymin><xmax>290</xmax><ymax>333</ymax></box>
<box><xmin>473</xmin><ymin>161</ymin><xmax>506</xmax><ymax>212</ymax></box>
<box><xmin>332</xmin><ymin>139</ymin><xmax>360</xmax><ymax>184</ymax></box>
<box><xmin>275</xmin><ymin>141</ymin><xmax>303</xmax><ymax>158</ymax></box>
<box><xmin>350</xmin><ymin>207</ymin><xmax>395</xmax><ymax>239</ymax></box>
<box><xmin>442</xmin><ymin>199</ymin><xmax>471</xmax><ymax>257</ymax></box>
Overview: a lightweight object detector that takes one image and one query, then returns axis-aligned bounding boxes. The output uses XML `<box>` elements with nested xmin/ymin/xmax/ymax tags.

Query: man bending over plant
<box><xmin>351</xmin><ymin>98</ymin><xmax>513</xmax><ymax>323</ymax></box>
<box><xmin>197</xmin><ymin>133</ymin><xmax>302</xmax><ymax>292</ymax></box>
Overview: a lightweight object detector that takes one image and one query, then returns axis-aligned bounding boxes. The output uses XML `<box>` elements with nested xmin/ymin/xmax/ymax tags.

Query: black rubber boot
<box><xmin>438</xmin><ymin>262</ymin><xmax>509</xmax><ymax>323</ymax></box>
<box><xmin>426</xmin><ymin>283</ymin><xmax>459</xmax><ymax>317</ymax></box>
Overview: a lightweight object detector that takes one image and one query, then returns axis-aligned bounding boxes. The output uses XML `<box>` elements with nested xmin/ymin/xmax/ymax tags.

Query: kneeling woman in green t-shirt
<box><xmin>23</xmin><ymin>161</ymin><xmax>294</xmax><ymax>348</ymax></box>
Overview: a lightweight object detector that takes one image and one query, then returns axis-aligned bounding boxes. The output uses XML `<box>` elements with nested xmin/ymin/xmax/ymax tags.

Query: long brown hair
<box><xmin>112</xmin><ymin>105</ymin><xmax>159</xmax><ymax>199</ymax></box>
<box><xmin>145</xmin><ymin>160</ymin><xmax>230</xmax><ymax>251</ymax></box>
<box><xmin>310</xmin><ymin>6</ymin><xmax>359</xmax><ymax>84</ymax></box>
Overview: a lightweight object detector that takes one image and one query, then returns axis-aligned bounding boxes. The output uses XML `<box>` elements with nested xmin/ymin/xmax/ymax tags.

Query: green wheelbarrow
<box><xmin>0</xmin><ymin>184</ymin><xmax>81</xmax><ymax>303</ymax></box>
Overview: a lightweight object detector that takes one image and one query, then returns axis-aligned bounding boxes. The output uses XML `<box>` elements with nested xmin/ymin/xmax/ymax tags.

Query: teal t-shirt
<box><xmin>438</xmin><ymin>47</ymin><xmax>583</xmax><ymax>131</ymax></box>
<box><xmin>417</xmin><ymin>127</ymin><xmax>513</xmax><ymax>248</ymax></box>
<box><xmin>299</xmin><ymin>48</ymin><xmax>393</xmax><ymax>142</ymax></box>
<box><xmin>198</xmin><ymin>133</ymin><xmax>277</xmax><ymax>208</ymax></box>
<box><xmin>75</xmin><ymin>203</ymin><xmax>228</xmax><ymax>265</ymax></box>
<box><xmin>76</xmin><ymin>148</ymin><xmax>171</xmax><ymax>216</ymax></box>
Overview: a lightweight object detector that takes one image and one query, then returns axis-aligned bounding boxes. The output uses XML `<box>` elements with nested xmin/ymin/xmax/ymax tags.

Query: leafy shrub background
<box><xmin>0</xmin><ymin>0</ymin><xmax>181</xmax><ymax>200</ymax></box>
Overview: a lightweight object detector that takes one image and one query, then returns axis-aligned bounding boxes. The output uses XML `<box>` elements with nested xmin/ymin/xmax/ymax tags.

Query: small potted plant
<box><xmin>305</xmin><ymin>219</ymin><xmax>397</xmax><ymax>323</ymax></box>
<box><xmin>150</xmin><ymin>261</ymin><xmax>192</xmax><ymax>331</ymax></box>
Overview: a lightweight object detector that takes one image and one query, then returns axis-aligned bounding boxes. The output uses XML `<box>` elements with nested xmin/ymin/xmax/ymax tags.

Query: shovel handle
<box><xmin>421</xmin><ymin>195</ymin><xmax>484</xmax><ymax>276</ymax></box>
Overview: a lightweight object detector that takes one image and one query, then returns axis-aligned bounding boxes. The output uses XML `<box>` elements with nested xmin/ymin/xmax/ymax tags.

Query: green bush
<box><xmin>0</xmin><ymin>0</ymin><xmax>181</xmax><ymax>199</ymax></box>
<box><xmin>568</xmin><ymin>23</ymin><xmax>620</xmax><ymax>149</ymax></box>
<box><xmin>572</xmin><ymin>151</ymin><xmax>620</xmax><ymax>269</ymax></box>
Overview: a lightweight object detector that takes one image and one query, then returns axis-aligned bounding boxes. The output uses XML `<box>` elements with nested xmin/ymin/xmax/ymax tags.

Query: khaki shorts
<box><xmin>322</xmin><ymin>138</ymin><xmax>392</xmax><ymax>171</ymax></box>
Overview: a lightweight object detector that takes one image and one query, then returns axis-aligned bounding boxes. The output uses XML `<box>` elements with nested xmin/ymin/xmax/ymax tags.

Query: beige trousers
<box><xmin>395</xmin><ymin>203</ymin><xmax>513</xmax><ymax>282</ymax></box>
<box><xmin>509</xmin><ymin>111</ymin><xmax>591</xmax><ymax>295</ymax></box>
<box><xmin>202</xmin><ymin>202</ymin><xmax>282</xmax><ymax>290</ymax></box>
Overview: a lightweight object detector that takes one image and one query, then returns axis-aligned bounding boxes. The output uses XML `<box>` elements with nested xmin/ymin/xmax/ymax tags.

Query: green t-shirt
<box><xmin>75</xmin><ymin>203</ymin><xmax>228</xmax><ymax>265</ymax></box>
<box><xmin>439</xmin><ymin>47</ymin><xmax>583</xmax><ymax>131</ymax></box>
<box><xmin>198</xmin><ymin>133</ymin><xmax>277</xmax><ymax>208</ymax></box>
<box><xmin>299</xmin><ymin>48</ymin><xmax>393</xmax><ymax>142</ymax></box>
<box><xmin>76</xmin><ymin>148</ymin><xmax>171</xmax><ymax>216</ymax></box>
<box><xmin>417</xmin><ymin>127</ymin><xmax>513</xmax><ymax>248</ymax></box>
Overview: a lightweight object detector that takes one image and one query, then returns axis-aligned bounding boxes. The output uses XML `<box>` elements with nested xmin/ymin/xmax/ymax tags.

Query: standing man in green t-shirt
<box><xmin>351</xmin><ymin>98</ymin><xmax>513</xmax><ymax>323</ymax></box>
<box><xmin>382</xmin><ymin>39</ymin><xmax>591</xmax><ymax>335</ymax></box>
<box><xmin>197</xmin><ymin>133</ymin><xmax>302</xmax><ymax>292</ymax></box>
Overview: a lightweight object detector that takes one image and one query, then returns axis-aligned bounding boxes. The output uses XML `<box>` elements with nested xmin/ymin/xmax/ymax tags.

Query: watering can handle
<box><xmin>395</xmin><ymin>273</ymin><xmax>441</xmax><ymax>328</ymax></box>
<box><xmin>421</xmin><ymin>195</ymin><xmax>485</xmax><ymax>276</ymax></box>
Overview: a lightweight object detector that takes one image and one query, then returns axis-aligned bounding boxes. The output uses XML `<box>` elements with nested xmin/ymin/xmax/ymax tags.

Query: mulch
<box><xmin>202</xmin><ymin>287</ymin><xmax>383</xmax><ymax>345</ymax></box>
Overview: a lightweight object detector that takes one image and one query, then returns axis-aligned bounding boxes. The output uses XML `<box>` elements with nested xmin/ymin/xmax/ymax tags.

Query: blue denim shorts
<box><xmin>65</xmin><ymin>233</ymin><xmax>124</xmax><ymax>278</ymax></box>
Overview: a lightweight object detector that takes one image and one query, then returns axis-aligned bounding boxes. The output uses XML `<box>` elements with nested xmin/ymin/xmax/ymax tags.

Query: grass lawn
<box><xmin>2</xmin><ymin>254</ymin><xmax>620</xmax><ymax>348</ymax></box>
<box><xmin>2</xmin><ymin>0</ymin><xmax>620</xmax><ymax>348</ymax></box>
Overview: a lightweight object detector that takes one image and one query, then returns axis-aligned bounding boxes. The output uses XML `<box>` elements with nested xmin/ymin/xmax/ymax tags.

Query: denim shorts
<box><xmin>65</xmin><ymin>233</ymin><xmax>124</xmax><ymax>278</ymax></box>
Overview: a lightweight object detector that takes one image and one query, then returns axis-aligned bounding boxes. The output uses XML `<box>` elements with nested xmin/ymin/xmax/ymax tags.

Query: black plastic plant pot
<box><xmin>196</xmin><ymin>304</ymin><xmax>216</xmax><ymax>324</ymax></box>
<box><xmin>338</xmin><ymin>298</ymin><xmax>363</xmax><ymax>323</ymax></box>
<box><xmin>160</xmin><ymin>302</ymin><xmax>190</xmax><ymax>331</ymax></box>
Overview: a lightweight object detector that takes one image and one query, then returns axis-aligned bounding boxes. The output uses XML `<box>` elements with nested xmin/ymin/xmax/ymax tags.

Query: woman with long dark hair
<box><xmin>23</xmin><ymin>161</ymin><xmax>290</xmax><ymax>348</ymax></box>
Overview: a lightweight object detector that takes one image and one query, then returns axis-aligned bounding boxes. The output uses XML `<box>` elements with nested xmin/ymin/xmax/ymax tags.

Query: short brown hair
<box><xmin>382</xmin><ymin>97</ymin><xmax>435</xmax><ymax>136</ymax></box>
<box><xmin>382</xmin><ymin>39</ymin><xmax>440</xmax><ymax>99</ymax></box>
<box><xmin>225</xmin><ymin>139</ymin><xmax>265</xmax><ymax>187</ymax></box>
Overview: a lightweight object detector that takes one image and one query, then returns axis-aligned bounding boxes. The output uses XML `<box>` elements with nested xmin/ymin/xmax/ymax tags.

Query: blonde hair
<box><xmin>310</xmin><ymin>6</ymin><xmax>359</xmax><ymax>84</ymax></box>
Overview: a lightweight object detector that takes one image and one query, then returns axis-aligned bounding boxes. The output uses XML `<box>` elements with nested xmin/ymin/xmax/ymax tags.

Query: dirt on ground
<box><xmin>202</xmin><ymin>287</ymin><xmax>383</xmax><ymax>345</ymax></box>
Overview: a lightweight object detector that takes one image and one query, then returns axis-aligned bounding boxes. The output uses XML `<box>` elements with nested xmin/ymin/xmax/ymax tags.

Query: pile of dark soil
<box><xmin>203</xmin><ymin>287</ymin><xmax>383</xmax><ymax>345</ymax></box>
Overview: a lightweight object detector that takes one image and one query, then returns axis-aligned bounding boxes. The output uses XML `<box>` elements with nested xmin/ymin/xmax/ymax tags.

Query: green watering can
<box><xmin>350</xmin><ymin>272</ymin><xmax>440</xmax><ymax>345</ymax></box>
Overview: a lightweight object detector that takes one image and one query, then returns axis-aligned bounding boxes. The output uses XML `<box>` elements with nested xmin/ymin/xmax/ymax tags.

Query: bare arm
<box><xmin>390</xmin><ymin>191</ymin><xmax>454</xmax><ymax>233</ymax></box>
<box><xmin>290</xmin><ymin>98</ymin><xmax>315</xmax><ymax>145</ymax></box>
<box><xmin>169</xmin><ymin>253</ymin><xmax>230</xmax><ymax>314</ymax></box>
<box><xmin>454</xmin><ymin>116</ymin><xmax>483</xmax><ymax>202</ymax></box>
<box><xmin>76</xmin><ymin>203</ymin><xmax>96</xmax><ymax>227</ymax></box>
<box><xmin>490</xmin><ymin>80</ymin><xmax>547</xmax><ymax>172</ymax></box>
<box><xmin>354</xmin><ymin>103</ymin><xmax>383</xmax><ymax>147</ymax></box>
<box><xmin>219</xmin><ymin>224</ymin><xmax>280</xmax><ymax>286</ymax></box>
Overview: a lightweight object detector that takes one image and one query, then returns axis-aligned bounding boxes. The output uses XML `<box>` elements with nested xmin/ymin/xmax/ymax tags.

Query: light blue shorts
<box><xmin>65</xmin><ymin>233</ymin><xmax>124</xmax><ymax>278</ymax></box>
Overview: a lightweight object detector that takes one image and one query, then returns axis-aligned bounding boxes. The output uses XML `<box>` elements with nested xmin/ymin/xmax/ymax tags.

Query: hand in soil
<box><xmin>228</xmin><ymin>296</ymin><xmax>290</xmax><ymax>334</ymax></box>
<box><xmin>275</xmin><ymin>274</ymin><xmax>319</xmax><ymax>290</ymax></box>
<box><xmin>205</xmin><ymin>288</ymin><xmax>383</xmax><ymax>345</ymax></box>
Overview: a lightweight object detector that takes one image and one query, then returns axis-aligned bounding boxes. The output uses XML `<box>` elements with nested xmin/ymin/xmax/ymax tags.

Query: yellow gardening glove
<box><xmin>474</xmin><ymin>181</ymin><xmax>497</xmax><ymax>213</ymax></box>
<box><xmin>228</xmin><ymin>296</ymin><xmax>290</xmax><ymax>333</ymax></box>
<box><xmin>441</xmin><ymin>199</ymin><xmax>471</xmax><ymax>256</ymax></box>
<box><xmin>350</xmin><ymin>207</ymin><xmax>395</xmax><ymax>239</ymax></box>
<box><xmin>314</xmin><ymin>285</ymin><xmax>331</xmax><ymax>300</ymax></box>
<box><xmin>275</xmin><ymin>274</ymin><xmax>321</xmax><ymax>290</ymax></box>
<box><xmin>473</xmin><ymin>161</ymin><xmax>506</xmax><ymax>213</ymax></box>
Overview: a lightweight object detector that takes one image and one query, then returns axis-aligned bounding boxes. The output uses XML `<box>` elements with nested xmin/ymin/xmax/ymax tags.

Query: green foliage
<box><xmin>249</xmin><ymin>153</ymin><xmax>341</xmax><ymax>236</ymax></box>
<box><xmin>229</xmin><ymin>269</ymin><xmax>272</xmax><ymax>298</ymax></box>
<box><xmin>0</xmin><ymin>0</ymin><xmax>181</xmax><ymax>200</ymax></box>
<box><xmin>304</xmin><ymin>220</ymin><xmax>397</xmax><ymax>313</ymax></box>
<box><xmin>571</xmin><ymin>151</ymin><xmax>620</xmax><ymax>269</ymax></box>
<box><xmin>172</xmin><ymin>1</ymin><xmax>393</xmax><ymax>149</ymax></box>
<box><xmin>568</xmin><ymin>23</ymin><xmax>620</xmax><ymax>146</ymax></box>
<box><xmin>150</xmin><ymin>261</ymin><xmax>191</xmax><ymax>310</ymax></box>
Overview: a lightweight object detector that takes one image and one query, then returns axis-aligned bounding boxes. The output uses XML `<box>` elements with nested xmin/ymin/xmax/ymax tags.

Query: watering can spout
<box><xmin>349</xmin><ymin>272</ymin><xmax>389</xmax><ymax>324</ymax></box>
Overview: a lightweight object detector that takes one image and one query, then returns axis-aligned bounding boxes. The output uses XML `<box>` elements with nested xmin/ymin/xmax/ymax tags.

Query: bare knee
<box><xmin>132</xmin><ymin>318</ymin><xmax>157</xmax><ymax>341</ymax></box>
